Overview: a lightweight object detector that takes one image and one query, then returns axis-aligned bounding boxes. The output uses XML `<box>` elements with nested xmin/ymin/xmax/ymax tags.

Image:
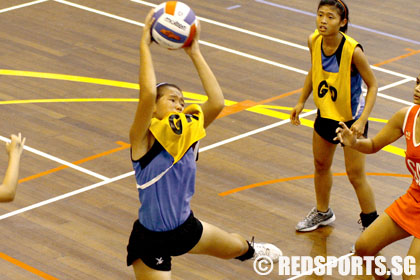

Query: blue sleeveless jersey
<box><xmin>132</xmin><ymin>104</ymin><xmax>206</xmax><ymax>232</ymax></box>
<box><xmin>320</xmin><ymin>36</ymin><xmax>364</xmax><ymax>119</ymax></box>
<box><xmin>132</xmin><ymin>143</ymin><xmax>196</xmax><ymax>231</ymax></box>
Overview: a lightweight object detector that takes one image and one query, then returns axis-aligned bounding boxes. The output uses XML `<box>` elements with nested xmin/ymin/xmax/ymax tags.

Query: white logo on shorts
<box><xmin>156</xmin><ymin>257</ymin><xmax>164</xmax><ymax>265</ymax></box>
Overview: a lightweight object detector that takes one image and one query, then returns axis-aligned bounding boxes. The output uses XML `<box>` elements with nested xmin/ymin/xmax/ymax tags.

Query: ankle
<box><xmin>235</xmin><ymin>240</ymin><xmax>254</xmax><ymax>261</ymax></box>
<box><xmin>360</xmin><ymin>210</ymin><xmax>378</xmax><ymax>228</ymax></box>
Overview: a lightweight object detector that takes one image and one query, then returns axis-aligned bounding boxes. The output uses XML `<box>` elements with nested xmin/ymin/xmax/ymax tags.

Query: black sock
<box><xmin>360</xmin><ymin>211</ymin><xmax>378</xmax><ymax>228</ymax></box>
<box><xmin>235</xmin><ymin>241</ymin><xmax>255</xmax><ymax>261</ymax></box>
<box><xmin>318</xmin><ymin>209</ymin><xmax>329</xmax><ymax>214</ymax></box>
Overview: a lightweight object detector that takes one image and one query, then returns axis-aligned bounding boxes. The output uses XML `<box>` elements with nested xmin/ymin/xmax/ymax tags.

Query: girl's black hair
<box><xmin>156</xmin><ymin>83</ymin><xmax>182</xmax><ymax>100</ymax></box>
<box><xmin>318</xmin><ymin>0</ymin><xmax>349</xmax><ymax>33</ymax></box>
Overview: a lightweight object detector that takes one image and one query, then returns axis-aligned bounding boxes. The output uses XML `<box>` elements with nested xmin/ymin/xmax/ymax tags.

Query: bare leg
<box><xmin>132</xmin><ymin>258</ymin><xmax>171</xmax><ymax>280</ymax></box>
<box><xmin>355</xmin><ymin>213</ymin><xmax>410</xmax><ymax>280</ymax></box>
<box><xmin>313</xmin><ymin>130</ymin><xmax>337</xmax><ymax>212</ymax></box>
<box><xmin>188</xmin><ymin>221</ymin><xmax>249</xmax><ymax>259</ymax></box>
<box><xmin>404</xmin><ymin>237</ymin><xmax>420</xmax><ymax>280</ymax></box>
<box><xmin>343</xmin><ymin>146</ymin><xmax>376</xmax><ymax>214</ymax></box>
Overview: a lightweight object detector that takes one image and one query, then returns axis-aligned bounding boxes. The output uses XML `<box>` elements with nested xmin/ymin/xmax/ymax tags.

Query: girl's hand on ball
<box><xmin>184</xmin><ymin>19</ymin><xmax>200</xmax><ymax>56</ymax></box>
<box><xmin>141</xmin><ymin>9</ymin><xmax>155</xmax><ymax>46</ymax></box>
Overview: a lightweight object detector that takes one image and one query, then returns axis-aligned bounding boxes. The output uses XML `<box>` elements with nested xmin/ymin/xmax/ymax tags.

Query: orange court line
<box><xmin>217</xmin><ymin>88</ymin><xmax>302</xmax><ymax>118</ymax></box>
<box><xmin>218</xmin><ymin>48</ymin><xmax>420</xmax><ymax>119</ymax></box>
<box><xmin>0</xmin><ymin>252</ymin><xmax>59</xmax><ymax>280</ymax></box>
<box><xmin>374</xmin><ymin>49</ymin><xmax>420</xmax><ymax>67</ymax></box>
<box><xmin>217</xmin><ymin>100</ymin><xmax>257</xmax><ymax>118</ymax></box>
<box><xmin>19</xmin><ymin>141</ymin><xmax>131</xmax><ymax>184</ymax></box>
<box><xmin>218</xmin><ymin>172</ymin><xmax>411</xmax><ymax>196</ymax></box>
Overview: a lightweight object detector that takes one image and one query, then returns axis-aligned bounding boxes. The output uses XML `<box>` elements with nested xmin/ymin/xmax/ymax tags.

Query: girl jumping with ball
<box><xmin>127</xmin><ymin>10</ymin><xmax>281</xmax><ymax>280</ymax></box>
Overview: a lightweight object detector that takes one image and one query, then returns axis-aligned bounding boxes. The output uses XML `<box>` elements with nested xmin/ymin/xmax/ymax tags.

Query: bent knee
<box><xmin>229</xmin><ymin>234</ymin><xmax>249</xmax><ymax>258</ymax></box>
<box><xmin>355</xmin><ymin>238</ymin><xmax>378</xmax><ymax>257</ymax></box>
<box><xmin>214</xmin><ymin>233</ymin><xmax>249</xmax><ymax>260</ymax></box>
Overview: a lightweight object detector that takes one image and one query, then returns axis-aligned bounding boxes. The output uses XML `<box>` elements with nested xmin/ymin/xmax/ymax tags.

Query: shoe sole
<box><xmin>295</xmin><ymin>214</ymin><xmax>336</xmax><ymax>232</ymax></box>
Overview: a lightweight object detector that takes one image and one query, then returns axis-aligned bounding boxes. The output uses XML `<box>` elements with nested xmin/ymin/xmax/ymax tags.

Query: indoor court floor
<box><xmin>0</xmin><ymin>0</ymin><xmax>419</xmax><ymax>279</ymax></box>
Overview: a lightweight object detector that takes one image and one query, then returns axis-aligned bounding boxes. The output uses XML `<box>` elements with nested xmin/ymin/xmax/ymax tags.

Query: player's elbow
<box><xmin>365</xmin><ymin>80</ymin><xmax>378</xmax><ymax>95</ymax></box>
<box><xmin>214</xmin><ymin>101</ymin><xmax>225</xmax><ymax>114</ymax></box>
<box><xmin>212</xmin><ymin>94</ymin><xmax>225</xmax><ymax>112</ymax></box>
<box><xmin>206</xmin><ymin>100</ymin><xmax>224</xmax><ymax>118</ymax></box>
<box><xmin>369</xmin><ymin>140</ymin><xmax>382</xmax><ymax>154</ymax></box>
<box><xmin>0</xmin><ymin>189</ymin><xmax>16</xmax><ymax>202</ymax></box>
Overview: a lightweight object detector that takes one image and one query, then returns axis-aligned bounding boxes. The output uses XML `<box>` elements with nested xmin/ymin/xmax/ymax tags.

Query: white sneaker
<box><xmin>253</xmin><ymin>242</ymin><xmax>282</xmax><ymax>263</ymax></box>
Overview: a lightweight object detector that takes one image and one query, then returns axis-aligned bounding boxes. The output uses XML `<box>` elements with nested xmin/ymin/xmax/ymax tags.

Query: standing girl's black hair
<box><xmin>318</xmin><ymin>0</ymin><xmax>349</xmax><ymax>33</ymax></box>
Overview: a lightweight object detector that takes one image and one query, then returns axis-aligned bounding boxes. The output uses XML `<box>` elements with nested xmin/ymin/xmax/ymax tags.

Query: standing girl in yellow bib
<box><xmin>290</xmin><ymin>0</ymin><xmax>378</xmax><ymax>232</ymax></box>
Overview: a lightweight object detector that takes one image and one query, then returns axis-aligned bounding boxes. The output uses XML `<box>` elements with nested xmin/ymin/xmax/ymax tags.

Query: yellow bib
<box><xmin>149</xmin><ymin>104</ymin><xmax>206</xmax><ymax>163</ymax></box>
<box><xmin>312</xmin><ymin>29</ymin><xmax>359</xmax><ymax>122</ymax></box>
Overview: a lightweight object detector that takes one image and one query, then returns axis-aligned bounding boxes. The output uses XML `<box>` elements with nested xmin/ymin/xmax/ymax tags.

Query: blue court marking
<box><xmin>227</xmin><ymin>5</ymin><xmax>241</xmax><ymax>10</ymax></box>
<box><xmin>255</xmin><ymin>0</ymin><xmax>420</xmax><ymax>45</ymax></box>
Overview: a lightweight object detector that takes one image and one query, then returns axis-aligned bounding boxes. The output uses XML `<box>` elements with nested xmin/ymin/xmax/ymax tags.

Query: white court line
<box><xmin>0</xmin><ymin>136</ymin><xmax>109</xmax><ymax>181</ymax></box>
<box><xmin>0</xmin><ymin>1</ymin><xmax>410</xmax><ymax>220</ymax></box>
<box><xmin>53</xmin><ymin>0</ymin><xmax>307</xmax><ymax>75</ymax></box>
<box><xmin>0</xmin><ymin>171</ymin><xmax>133</xmax><ymax>220</ymax></box>
<box><xmin>130</xmin><ymin>0</ymin><xmax>309</xmax><ymax>51</ymax></box>
<box><xmin>362</xmin><ymin>78</ymin><xmax>414</xmax><ymax>106</ymax></box>
<box><xmin>130</xmin><ymin>0</ymin><xmax>417</xmax><ymax>82</ymax></box>
<box><xmin>0</xmin><ymin>76</ymin><xmax>412</xmax><ymax>219</ymax></box>
<box><xmin>0</xmin><ymin>76</ymin><xmax>411</xmax><ymax>220</ymax></box>
<box><xmin>377</xmin><ymin>78</ymin><xmax>414</xmax><ymax>106</ymax></box>
<box><xmin>372</xmin><ymin>66</ymin><xmax>415</xmax><ymax>81</ymax></box>
<box><xmin>200</xmin><ymin>41</ymin><xmax>307</xmax><ymax>75</ymax></box>
<box><xmin>201</xmin><ymin>110</ymin><xmax>316</xmax><ymax>152</ymax></box>
<box><xmin>54</xmin><ymin>0</ymin><xmax>418</xmax><ymax>82</ymax></box>
<box><xmin>202</xmin><ymin>78</ymin><xmax>414</xmax><ymax>152</ymax></box>
<box><xmin>0</xmin><ymin>0</ymin><xmax>48</xmax><ymax>14</ymax></box>
<box><xmin>0</xmin><ymin>0</ymin><xmax>410</xmax><ymax>274</ymax></box>
<box><xmin>0</xmin><ymin>112</ymin><xmax>316</xmax><ymax>220</ymax></box>
<box><xmin>286</xmin><ymin>253</ymin><xmax>355</xmax><ymax>280</ymax></box>
<box><xmin>53</xmin><ymin>0</ymin><xmax>143</xmax><ymax>26</ymax></box>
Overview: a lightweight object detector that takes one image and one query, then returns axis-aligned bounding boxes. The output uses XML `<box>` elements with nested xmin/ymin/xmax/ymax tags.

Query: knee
<box><xmin>314</xmin><ymin>158</ymin><xmax>331</xmax><ymax>172</ymax></box>
<box><xmin>225</xmin><ymin>234</ymin><xmax>249</xmax><ymax>259</ymax></box>
<box><xmin>354</xmin><ymin>237</ymin><xmax>377</xmax><ymax>257</ymax></box>
<box><xmin>346</xmin><ymin>167</ymin><xmax>366</xmax><ymax>187</ymax></box>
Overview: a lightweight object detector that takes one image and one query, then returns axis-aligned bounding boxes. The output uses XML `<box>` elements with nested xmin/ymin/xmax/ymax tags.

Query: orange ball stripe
<box><xmin>183</xmin><ymin>23</ymin><xmax>196</xmax><ymax>48</ymax></box>
<box><xmin>165</xmin><ymin>1</ymin><xmax>177</xmax><ymax>16</ymax></box>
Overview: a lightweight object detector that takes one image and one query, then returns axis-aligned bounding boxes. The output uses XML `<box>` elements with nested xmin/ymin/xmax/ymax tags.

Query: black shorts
<box><xmin>314</xmin><ymin>113</ymin><xmax>368</xmax><ymax>144</ymax></box>
<box><xmin>126</xmin><ymin>211</ymin><xmax>203</xmax><ymax>271</ymax></box>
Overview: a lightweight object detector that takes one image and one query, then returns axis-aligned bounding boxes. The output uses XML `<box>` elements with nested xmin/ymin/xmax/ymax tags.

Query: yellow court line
<box><xmin>246</xmin><ymin>105</ymin><xmax>404</xmax><ymax>157</ymax></box>
<box><xmin>0</xmin><ymin>69</ymin><xmax>206</xmax><ymax>102</ymax></box>
<box><xmin>0</xmin><ymin>98</ymin><xmax>137</xmax><ymax>105</ymax></box>
<box><xmin>257</xmin><ymin>104</ymin><xmax>313</xmax><ymax>112</ymax></box>
<box><xmin>368</xmin><ymin>117</ymin><xmax>388</xmax><ymax>123</ymax></box>
<box><xmin>382</xmin><ymin>145</ymin><xmax>405</xmax><ymax>157</ymax></box>
<box><xmin>0</xmin><ymin>98</ymin><xmax>398</xmax><ymax>126</ymax></box>
<box><xmin>0</xmin><ymin>69</ymin><xmax>139</xmax><ymax>89</ymax></box>
<box><xmin>0</xmin><ymin>69</ymin><xmax>403</xmax><ymax>157</ymax></box>
<box><xmin>256</xmin><ymin>105</ymin><xmax>390</xmax><ymax>124</ymax></box>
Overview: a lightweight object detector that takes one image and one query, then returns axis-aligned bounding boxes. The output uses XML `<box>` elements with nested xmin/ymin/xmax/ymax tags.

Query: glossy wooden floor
<box><xmin>0</xmin><ymin>0</ymin><xmax>419</xmax><ymax>279</ymax></box>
